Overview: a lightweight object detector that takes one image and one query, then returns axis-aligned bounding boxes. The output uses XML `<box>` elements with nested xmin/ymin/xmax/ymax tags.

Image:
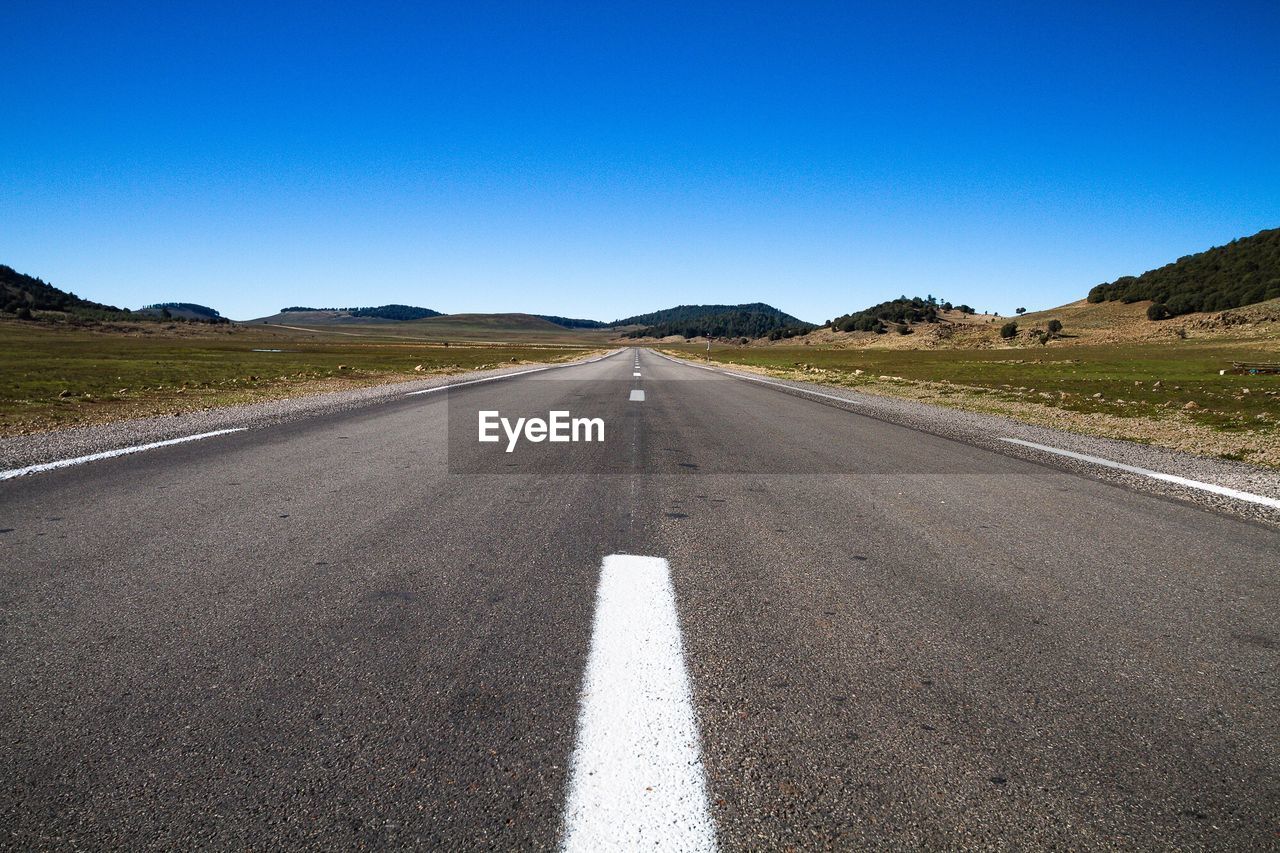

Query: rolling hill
<box><xmin>1</xmin><ymin>265</ymin><xmax>127</xmax><ymax>317</ymax></box>
<box><xmin>1088</xmin><ymin>227</ymin><xmax>1280</xmax><ymax>318</ymax></box>
<box><xmin>614</xmin><ymin>302</ymin><xmax>806</xmax><ymax>327</ymax></box>
<box><xmin>535</xmin><ymin>315</ymin><xmax>611</xmax><ymax>329</ymax></box>
<box><xmin>137</xmin><ymin>302</ymin><xmax>227</xmax><ymax>322</ymax></box>
<box><xmin>255</xmin><ymin>304</ymin><xmax>443</xmax><ymax>323</ymax></box>
<box><xmin>617</xmin><ymin>303</ymin><xmax>814</xmax><ymax>340</ymax></box>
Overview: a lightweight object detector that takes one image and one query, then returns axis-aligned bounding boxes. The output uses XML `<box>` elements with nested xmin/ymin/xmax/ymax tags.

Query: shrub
<box><xmin>895</xmin><ymin>323</ymin><xmax>911</xmax><ymax>335</ymax></box>
<box><xmin>16</xmin><ymin>306</ymin><xmax>34</xmax><ymax>320</ymax></box>
<box><xmin>1046</xmin><ymin>319</ymin><xmax>1063</xmax><ymax>334</ymax></box>
<box><xmin>1146</xmin><ymin>303</ymin><xmax>1170</xmax><ymax>321</ymax></box>
<box><xmin>1000</xmin><ymin>321</ymin><xmax>1018</xmax><ymax>339</ymax></box>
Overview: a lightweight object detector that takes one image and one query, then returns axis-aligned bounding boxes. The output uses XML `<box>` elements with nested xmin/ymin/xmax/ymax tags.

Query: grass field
<box><xmin>664</xmin><ymin>339</ymin><xmax>1280</xmax><ymax>465</ymax></box>
<box><xmin>0</xmin><ymin>320</ymin><xmax>599</xmax><ymax>435</ymax></box>
<box><xmin>257</xmin><ymin>312</ymin><xmax>618</xmax><ymax>344</ymax></box>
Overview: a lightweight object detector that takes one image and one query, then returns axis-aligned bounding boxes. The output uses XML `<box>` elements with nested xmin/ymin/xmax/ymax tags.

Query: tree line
<box><xmin>281</xmin><ymin>304</ymin><xmax>443</xmax><ymax>320</ymax></box>
<box><xmin>624</xmin><ymin>309</ymin><xmax>814</xmax><ymax>340</ymax></box>
<box><xmin>1087</xmin><ymin>227</ymin><xmax>1280</xmax><ymax>319</ymax></box>
<box><xmin>828</xmin><ymin>295</ymin><xmax>973</xmax><ymax>333</ymax></box>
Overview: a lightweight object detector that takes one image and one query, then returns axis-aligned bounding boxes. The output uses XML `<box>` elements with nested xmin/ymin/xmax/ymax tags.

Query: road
<box><xmin>2</xmin><ymin>348</ymin><xmax>1276</xmax><ymax>849</ymax></box>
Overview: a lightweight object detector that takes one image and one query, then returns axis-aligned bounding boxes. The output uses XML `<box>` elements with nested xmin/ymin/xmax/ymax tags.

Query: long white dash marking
<box><xmin>998</xmin><ymin>438</ymin><xmax>1280</xmax><ymax>509</ymax></box>
<box><xmin>0</xmin><ymin>429</ymin><xmax>247</xmax><ymax>481</ymax></box>
<box><xmin>629</xmin><ymin>389</ymin><xmax>645</xmax><ymax>401</ymax></box>
<box><xmin>634</xmin><ymin>372</ymin><xmax>642</xmax><ymax>377</ymax></box>
<box><xmin>561</xmin><ymin>555</ymin><xmax>716</xmax><ymax>852</ymax></box>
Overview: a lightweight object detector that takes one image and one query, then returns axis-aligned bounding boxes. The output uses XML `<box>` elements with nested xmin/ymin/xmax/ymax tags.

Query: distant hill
<box><xmin>829</xmin><ymin>295</ymin><xmax>975</xmax><ymax>333</ymax></box>
<box><xmin>618</xmin><ymin>303</ymin><xmax>814</xmax><ymax>340</ymax></box>
<box><xmin>1</xmin><ymin>264</ymin><xmax>126</xmax><ymax>316</ymax></box>
<box><xmin>535</xmin><ymin>315</ymin><xmax>610</xmax><ymax>329</ymax></box>
<box><xmin>138</xmin><ymin>302</ymin><xmax>227</xmax><ymax>322</ymax></box>
<box><xmin>1088</xmin><ymin>227</ymin><xmax>1280</xmax><ymax>318</ymax></box>
<box><xmin>275</xmin><ymin>304</ymin><xmax>443</xmax><ymax>321</ymax></box>
<box><xmin>614</xmin><ymin>302</ymin><xmax>805</xmax><ymax>327</ymax></box>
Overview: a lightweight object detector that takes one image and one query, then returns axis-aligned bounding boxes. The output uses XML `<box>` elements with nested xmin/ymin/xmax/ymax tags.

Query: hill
<box><xmin>1</xmin><ymin>264</ymin><xmax>126</xmax><ymax>317</ymax></box>
<box><xmin>260</xmin><ymin>304</ymin><xmax>443</xmax><ymax>323</ymax></box>
<box><xmin>617</xmin><ymin>303</ymin><xmax>814</xmax><ymax>340</ymax></box>
<box><xmin>1088</xmin><ymin>227</ymin><xmax>1280</xmax><ymax>318</ymax></box>
<box><xmin>535</xmin><ymin>315</ymin><xmax>610</xmax><ymax>329</ymax></box>
<box><xmin>614</xmin><ymin>302</ymin><xmax>805</xmax><ymax>327</ymax></box>
<box><xmin>828</xmin><ymin>295</ymin><xmax>978</xmax><ymax>333</ymax></box>
<box><xmin>138</xmin><ymin>302</ymin><xmax>227</xmax><ymax>322</ymax></box>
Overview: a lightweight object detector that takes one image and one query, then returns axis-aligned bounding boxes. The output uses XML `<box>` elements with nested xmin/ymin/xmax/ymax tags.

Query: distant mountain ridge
<box><xmin>1088</xmin><ymin>227</ymin><xmax>1280</xmax><ymax>318</ymax></box>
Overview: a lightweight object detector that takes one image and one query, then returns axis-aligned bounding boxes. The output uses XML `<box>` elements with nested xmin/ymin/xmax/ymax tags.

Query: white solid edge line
<box><xmin>652</xmin><ymin>351</ymin><xmax>861</xmax><ymax>406</ymax></box>
<box><xmin>406</xmin><ymin>366</ymin><xmax>552</xmax><ymax>395</ymax></box>
<box><xmin>404</xmin><ymin>350</ymin><xmax>621</xmax><ymax>397</ymax></box>
<box><xmin>999</xmin><ymin>438</ymin><xmax>1280</xmax><ymax>510</ymax></box>
<box><xmin>629</xmin><ymin>389</ymin><xmax>645</xmax><ymax>401</ymax></box>
<box><xmin>561</xmin><ymin>555</ymin><xmax>716</xmax><ymax>853</ymax></box>
<box><xmin>0</xmin><ymin>428</ymin><xmax>247</xmax><ymax>481</ymax></box>
<box><xmin>654</xmin><ymin>351</ymin><xmax>1279</xmax><ymax>512</ymax></box>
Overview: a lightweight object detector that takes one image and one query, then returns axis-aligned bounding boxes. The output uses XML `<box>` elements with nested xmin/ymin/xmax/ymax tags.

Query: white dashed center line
<box><xmin>560</xmin><ymin>555</ymin><xmax>716</xmax><ymax>852</ymax></box>
<box><xmin>630</xmin><ymin>389</ymin><xmax>645</xmax><ymax>401</ymax></box>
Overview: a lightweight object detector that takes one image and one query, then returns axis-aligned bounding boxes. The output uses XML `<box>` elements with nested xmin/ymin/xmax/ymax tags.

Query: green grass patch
<box><xmin>664</xmin><ymin>340</ymin><xmax>1280</xmax><ymax>430</ymax></box>
<box><xmin>0</xmin><ymin>320</ymin><xmax>596</xmax><ymax>432</ymax></box>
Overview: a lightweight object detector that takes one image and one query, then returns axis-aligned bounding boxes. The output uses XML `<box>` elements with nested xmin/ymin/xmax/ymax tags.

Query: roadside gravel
<box><xmin>0</xmin><ymin>354</ymin><xmax>616</xmax><ymax>472</ymax></box>
<box><xmin>657</xmin><ymin>351</ymin><xmax>1280</xmax><ymax>527</ymax></box>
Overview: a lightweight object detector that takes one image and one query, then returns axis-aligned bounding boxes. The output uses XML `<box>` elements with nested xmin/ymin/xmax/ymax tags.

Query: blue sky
<box><xmin>3</xmin><ymin>1</ymin><xmax>1278</xmax><ymax>322</ymax></box>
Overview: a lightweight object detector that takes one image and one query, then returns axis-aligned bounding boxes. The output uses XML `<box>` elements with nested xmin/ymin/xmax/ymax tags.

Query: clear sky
<box><xmin>3</xmin><ymin>1</ymin><xmax>1278</xmax><ymax>322</ymax></box>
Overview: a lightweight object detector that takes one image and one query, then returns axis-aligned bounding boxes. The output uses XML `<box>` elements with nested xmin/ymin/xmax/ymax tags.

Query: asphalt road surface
<box><xmin>2</xmin><ymin>349</ymin><xmax>1276</xmax><ymax>849</ymax></box>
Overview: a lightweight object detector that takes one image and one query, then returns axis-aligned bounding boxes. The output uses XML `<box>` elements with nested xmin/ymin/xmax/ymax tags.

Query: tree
<box><xmin>1000</xmin><ymin>321</ymin><xmax>1018</xmax><ymax>339</ymax></box>
<box><xmin>1046</xmin><ymin>319</ymin><xmax>1063</xmax><ymax>334</ymax></box>
<box><xmin>1015</xmin><ymin>307</ymin><xmax>1026</xmax><ymax>315</ymax></box>
<box><xmin>1147</xmin><ymin>303</ymin><xmax>1170</xmax><ymax>321</ymax></box>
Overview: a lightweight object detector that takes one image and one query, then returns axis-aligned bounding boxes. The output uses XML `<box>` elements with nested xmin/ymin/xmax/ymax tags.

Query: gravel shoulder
<box><xmin>657</xmin><ymin>351</ymin><xmax>1280</xmax><ymax>528</ymax></box>
<box><xmin>0</xmin><ymin>353</ymin><xmax>615</xmax><ymax>472</ymax></box>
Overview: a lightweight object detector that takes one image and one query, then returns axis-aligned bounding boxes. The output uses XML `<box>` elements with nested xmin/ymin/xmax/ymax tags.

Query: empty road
<box><xmin>2</xmin><ymin>349</ymin><xmax>1276</xmax><ymax>849</ymax></box>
